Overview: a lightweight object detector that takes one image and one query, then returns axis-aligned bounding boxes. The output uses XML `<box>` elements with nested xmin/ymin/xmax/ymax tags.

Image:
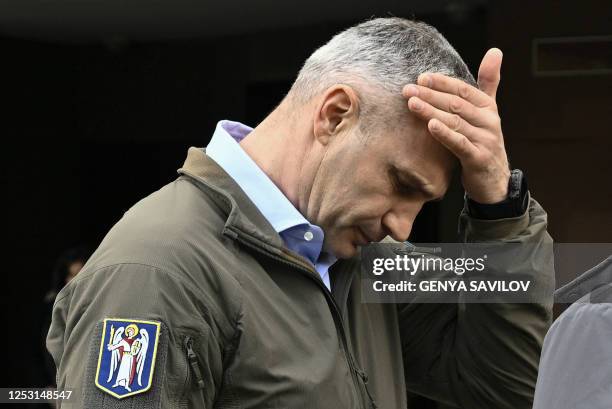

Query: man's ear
<box><xmin>313</xmin><ymin>85</ymin><xmax>359</xmax><ymax>146</ymax></box>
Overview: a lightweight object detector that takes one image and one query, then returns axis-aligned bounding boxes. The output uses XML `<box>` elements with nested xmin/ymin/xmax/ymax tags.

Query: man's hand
<box><xmin>402</xmin><ymin>48</ymin><xmax>510</xmax><ymax>204</ymax></box>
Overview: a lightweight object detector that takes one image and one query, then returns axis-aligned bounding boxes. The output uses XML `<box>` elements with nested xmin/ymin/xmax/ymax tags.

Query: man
<box><xmin>48</xmin><ymin>18</ymin><xmax>554</xmax><ymax>408</ymax></box>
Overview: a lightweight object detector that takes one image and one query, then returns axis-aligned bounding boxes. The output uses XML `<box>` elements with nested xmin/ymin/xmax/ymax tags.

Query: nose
<box><xmin>381</xmin><ymin>202</ymin><xmax>422</xmax><ymax>242</ymax></box>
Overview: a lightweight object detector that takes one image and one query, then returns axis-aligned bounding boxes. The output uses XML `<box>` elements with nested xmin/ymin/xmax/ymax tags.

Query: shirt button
<box><xmin>304</xmin><ymin>231</ymin><xmax>314</xmax><ymax>241</ymax></box>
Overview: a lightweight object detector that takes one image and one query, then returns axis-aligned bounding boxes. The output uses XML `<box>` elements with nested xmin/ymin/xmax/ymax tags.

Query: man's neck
<box><xmin>239</xmin><ymin>102</ymin><xmax>313</xmax><ymax>213</ymax></box>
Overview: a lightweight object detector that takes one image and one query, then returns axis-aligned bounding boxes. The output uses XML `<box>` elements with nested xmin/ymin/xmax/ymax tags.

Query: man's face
<box><xmin>307</xmin><ymin>112</ymin><xmax>456</xmax><ymax>259</ymax></box>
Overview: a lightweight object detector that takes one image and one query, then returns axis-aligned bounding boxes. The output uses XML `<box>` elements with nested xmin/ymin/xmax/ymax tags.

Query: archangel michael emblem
<box><xmin>95</xmin><ymin>318</ymin><xmax>161</xmax><ymax>398</ymax></box>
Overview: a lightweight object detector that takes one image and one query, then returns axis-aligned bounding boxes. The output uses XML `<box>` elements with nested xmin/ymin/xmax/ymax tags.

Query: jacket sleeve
<box><xmin>47</xmin><ymin>263</ymin><xmax>232</xmax><ymax>409</ymax></box>
<box><xmin>397</xmin><ymin>195</ymin><xmax>555</xmax><ymax>409</ymax></box>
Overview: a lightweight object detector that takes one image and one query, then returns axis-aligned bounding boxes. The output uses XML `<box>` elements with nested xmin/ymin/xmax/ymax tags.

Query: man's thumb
<box><xmin>477</xmin><ymin>48</ymin><xmax>503</xmax><ymax>99</ymax></box>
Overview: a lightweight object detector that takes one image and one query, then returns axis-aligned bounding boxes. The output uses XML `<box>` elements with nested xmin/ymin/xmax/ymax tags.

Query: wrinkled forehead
<box><xmin>375</xmin><ymin>117</ymin><xmax>457</xmax><ymax>194</ymax></box>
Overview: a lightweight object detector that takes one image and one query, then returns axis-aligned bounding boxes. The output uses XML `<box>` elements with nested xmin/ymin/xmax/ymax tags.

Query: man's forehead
<box><xmin>363</xmin><ymin>117</ymin><xmax>456</xmax><ymax>190</ymax></box>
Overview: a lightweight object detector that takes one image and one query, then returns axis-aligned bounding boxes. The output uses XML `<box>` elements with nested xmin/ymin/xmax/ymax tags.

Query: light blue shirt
<box><xmin>206</xmin><ymin>120</ymin><xmax>336</xmax><ymax>290</ymax></box>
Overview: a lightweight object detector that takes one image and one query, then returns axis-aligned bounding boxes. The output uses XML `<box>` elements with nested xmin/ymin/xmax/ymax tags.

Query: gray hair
<box><xmin>288</xmin><ymin>17</ymin><xmax>476</xmax><ymax>132</ymax></box>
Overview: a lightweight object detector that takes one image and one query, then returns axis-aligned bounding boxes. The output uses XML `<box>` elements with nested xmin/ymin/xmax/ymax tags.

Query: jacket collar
<box><xmin>555</xmin><ymin>256</ymin><xmax>612</xmax><ymax>303</ymax></box>
<box><xmin>178</xmin><ymin>147</ymin><xmax>286</xmax><ymax>250</ymax></box>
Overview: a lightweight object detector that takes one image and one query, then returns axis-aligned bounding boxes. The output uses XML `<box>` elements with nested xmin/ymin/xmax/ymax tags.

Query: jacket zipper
<box><xmin>332</xmin><ymin>262</ymin><xmax>378</xmax><ymax>409</ymax></box>
<box><xmin>184</xmin><ymin>336</ymin><xmax>206</xmax><ymax>390</ymax></box>
<box><xmin>356</xmin><ymin>369</ymin><xmax>378</xmax><ymax>409</ymax></box>
<box><xmin>228</xmin><ymin>228</ymin><xmax>369</xmax><ymax>409</ymax></box>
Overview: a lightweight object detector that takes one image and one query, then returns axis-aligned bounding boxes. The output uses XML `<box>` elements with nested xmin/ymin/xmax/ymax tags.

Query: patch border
<box><xmin>94</xmin><ymin>317</ymin><xmax>162</xmax><ymax>399</ymax></box>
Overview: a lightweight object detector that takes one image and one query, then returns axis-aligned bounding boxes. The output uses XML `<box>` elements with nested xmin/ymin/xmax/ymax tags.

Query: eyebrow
<box><xmin>390</xmin><ymin>165</ymin><xmax>444</xmax><ymax>201</ymax></box>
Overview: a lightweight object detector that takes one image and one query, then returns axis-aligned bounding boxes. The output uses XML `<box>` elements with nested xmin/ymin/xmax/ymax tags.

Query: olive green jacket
<box><xmin>47</xmin><ymin>147</ymin><xmax>554</xmax><ymax>408</ymax></box>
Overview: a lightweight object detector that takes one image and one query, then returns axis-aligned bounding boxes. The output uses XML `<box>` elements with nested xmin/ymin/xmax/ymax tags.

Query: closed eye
<box><xmin>388</xmin><ymin>165</ymin><xmax>443</xmax><ymax>202</ymax></box>
<box><xmin>389</xmin><ymin>167</ymin><xmax>418</xmax><ymax>197</ymax></box>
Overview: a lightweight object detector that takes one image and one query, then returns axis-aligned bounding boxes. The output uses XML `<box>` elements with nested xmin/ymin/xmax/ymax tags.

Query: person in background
<box><xmin>41</xmin><ymin>246</ymin><xmax>92</xmax><ymax>389</ymax></box>
<box><xmin>533</xmin><ymin>256</ymin><xmax>612</xmax><ymax>409</ymax></box>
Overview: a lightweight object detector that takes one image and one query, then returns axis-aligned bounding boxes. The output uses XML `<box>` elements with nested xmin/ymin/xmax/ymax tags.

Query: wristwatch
<box><xmin>466</xmin><ymin>169</ymin><xmax>529</xmax><ymax>220</ymax></box>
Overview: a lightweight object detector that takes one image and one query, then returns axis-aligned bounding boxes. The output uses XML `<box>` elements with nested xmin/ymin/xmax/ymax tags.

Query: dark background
<box><xmin>2</xmin><ymin>0</ymin><xmax>611</xmax><ymax>406</ymax></box>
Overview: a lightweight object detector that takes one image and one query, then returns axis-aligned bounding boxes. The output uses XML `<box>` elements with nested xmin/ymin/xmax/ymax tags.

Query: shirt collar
<box><xmin>206</xmin><ymin>120</ymin><xmax>336</xmax><ymax>285</ymax></box>
<box><xmin>206</xmin><ymin>120</ymin><xmax>313</xmax><ymax>234</ymax></box>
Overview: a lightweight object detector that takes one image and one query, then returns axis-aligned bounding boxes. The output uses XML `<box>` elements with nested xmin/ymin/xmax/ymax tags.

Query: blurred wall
<box><xmin>489</xmin><ymin>1</ymin><xmax>612</xmax><ymax>245</ymax></box>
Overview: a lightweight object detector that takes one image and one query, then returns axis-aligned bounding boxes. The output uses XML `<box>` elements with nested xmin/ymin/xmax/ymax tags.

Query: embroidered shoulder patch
<box><xmin>94</xmin><ymin>318</ymin><xmax>161</xmax><ymax>399</ymax></box>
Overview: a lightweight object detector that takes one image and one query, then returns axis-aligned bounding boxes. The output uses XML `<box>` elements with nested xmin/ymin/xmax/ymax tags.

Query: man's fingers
<box><xmin>477</xmin><ymin>48</ymin><xmax>503</xmax><ymax>99</ymax></box>
<box><xmin>417</xmin><ymin>72</ymin><xmax>492</xmax><ymax>108</ymax></box>
<box><xmin>403</xmin><ymin>84</ymin><xmax>496</xmax><ymax>128</ymax></box>
<box><xmin>427</xmin><ymin>118</ymin><xmax>478</xmax><ymax>160</ymax></box>
<box><xmin>407</xmin><ymin>96</ymin><xmax>479</xmax><ymax>139</ymax></box>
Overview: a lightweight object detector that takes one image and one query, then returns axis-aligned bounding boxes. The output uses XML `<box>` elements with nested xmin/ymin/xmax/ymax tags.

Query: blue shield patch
<box><xmin>95</xmin><ymin>318</ymin><xmax>161</xmax><ymax>399</ymax></box>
